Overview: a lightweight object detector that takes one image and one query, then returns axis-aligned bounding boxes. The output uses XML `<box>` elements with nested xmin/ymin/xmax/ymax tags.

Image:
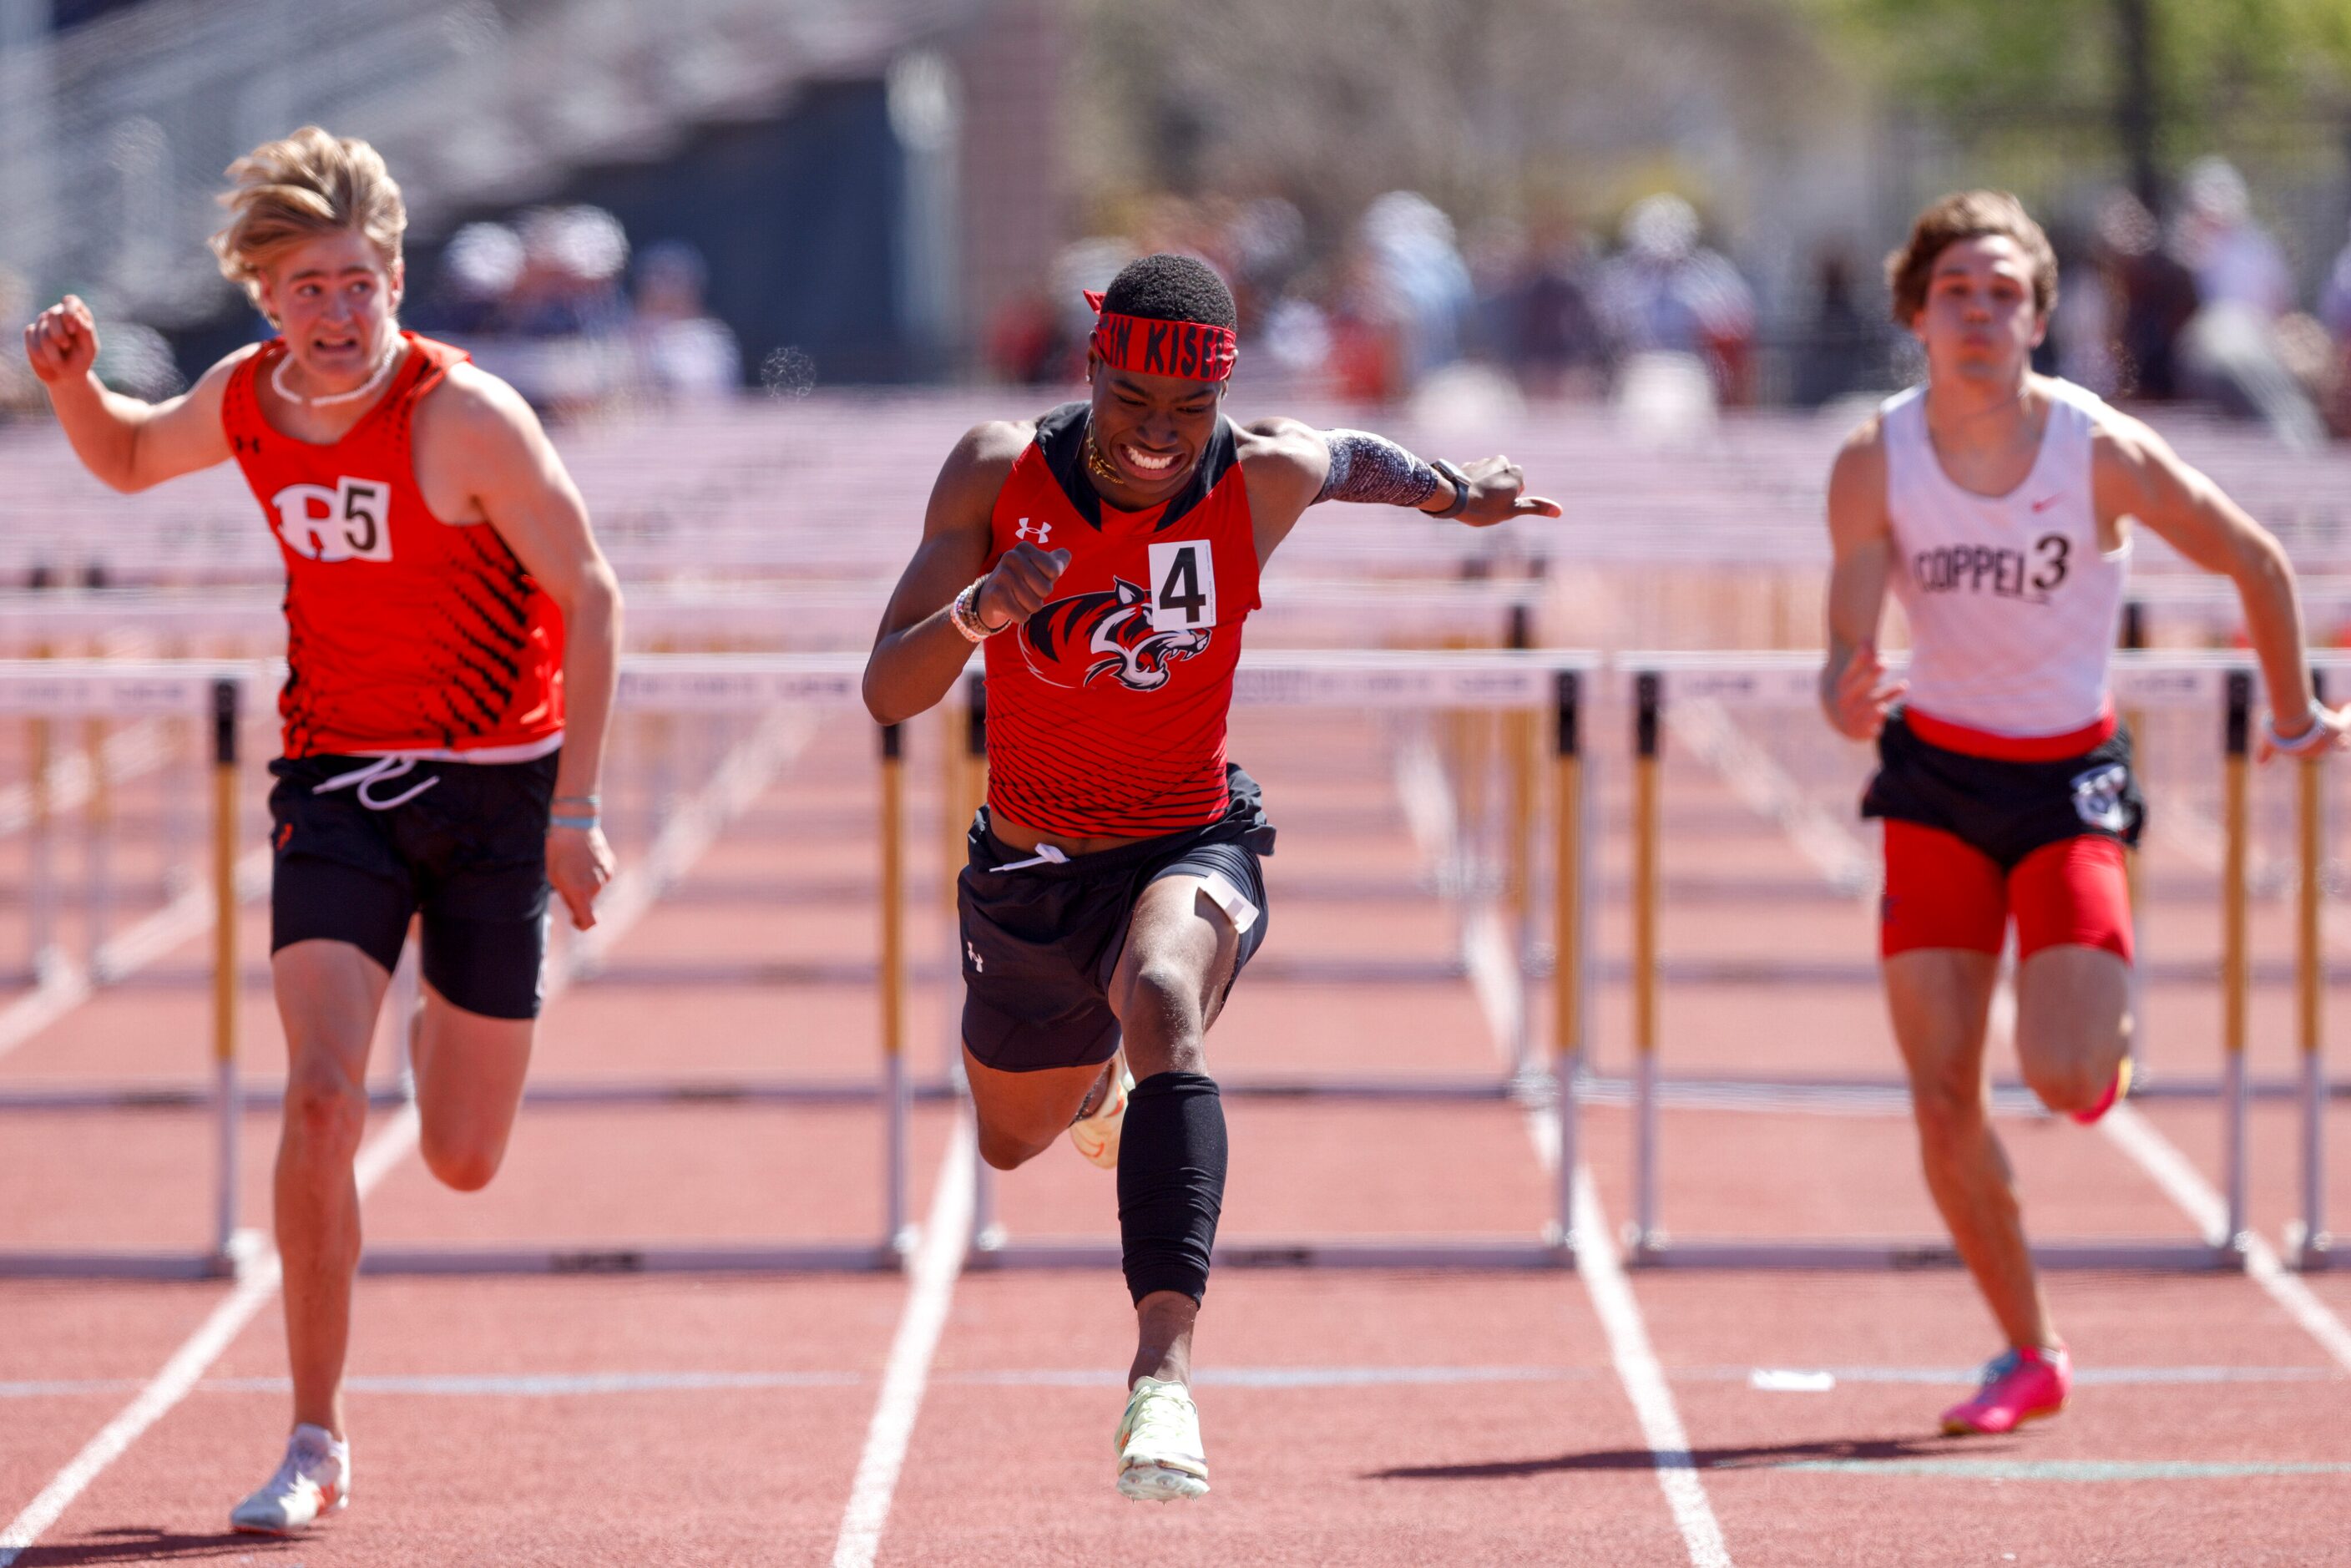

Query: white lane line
<box><xmin>1572</xmin><ymin>1168</ymin><xmax>1734</xmax><ymax>1568</ymax></box>
<box><xmin>2101</xmin><ymin>1105</ymin><xmax>2351</xmax><ymax>1374</ymax></box>
<box><xmin>0</xmin><ymin>1102</ymin><xmax>416</xmax><ymax>1568</ymax></box>
<box><xmin>1445</xmin><ymin>802</ymin><xmax>1735</xmax><ymax>1567</ymax></box>
<box><xmin>0</xmin><ymin>710</ymin><xmax>811</xmax><ymax>1560</ymax></box>
<box><xmin>831</xmin><ymin>1122</ymin><xmax>974</xmax><ymax>1568</ymax></box>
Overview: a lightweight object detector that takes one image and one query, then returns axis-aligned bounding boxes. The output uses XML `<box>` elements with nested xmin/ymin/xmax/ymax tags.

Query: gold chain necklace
<box><xmin>1082</xmin><ymin>429</ymin><xmax>1123</xmax><ymax>488</ymax></box>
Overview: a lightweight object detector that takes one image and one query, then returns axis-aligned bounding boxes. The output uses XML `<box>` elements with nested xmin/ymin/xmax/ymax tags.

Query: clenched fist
<box><xmin>23</xmin><ymin>295</ymin><xmax>99</xmax><ymax>386</ymax></box>
<box><xmin>974</xmin><ymin>543</ymin><xmax>1072</xmax><ymax>630</ymax></box>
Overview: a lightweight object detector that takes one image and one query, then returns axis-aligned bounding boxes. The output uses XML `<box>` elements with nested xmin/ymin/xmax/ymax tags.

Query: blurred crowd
<box><xmin>987</xmin><ymin>190</ymin><xmax>1763</xmax><ymax>426</ymax></box>
<box><xmin>408</xmin><ymin>205</ymin><xmax>743</xmax><ymax>415</ymax></box>
<box><xmin>990</xmin><ymin>160</ymin><xmax>2351</xmax><ymax>448</ymax></box>
<box><xmin>11</xmin><ymin>156</ymin><xmax>2351</xmax><ymax>448</ymax></box>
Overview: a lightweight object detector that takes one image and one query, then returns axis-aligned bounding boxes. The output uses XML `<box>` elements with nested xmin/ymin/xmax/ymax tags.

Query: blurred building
<box><xmin>0</xmin><ymin>0</ymin><xmax>1069</xmax><ymax>391</ymax></box>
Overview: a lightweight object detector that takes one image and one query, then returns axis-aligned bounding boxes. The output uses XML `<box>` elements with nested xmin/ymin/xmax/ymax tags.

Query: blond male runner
<box><xmin>1821</xmin><ymin>190</ymin><xmax>2347</xmax><ymax>1434</ymax></box>
<box><xmin>22</xmin><ymin>128</ymin><xmax>622</xmax><ymax>1532</ymax></box>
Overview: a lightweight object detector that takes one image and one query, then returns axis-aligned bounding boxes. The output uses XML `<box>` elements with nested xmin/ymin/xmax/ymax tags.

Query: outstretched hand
<box><xmin>22</xmin><ymin>294</ymin><xmax>99</xmax><ymax>386</ymax></box>
<box><xmin>1824</xmin><ymin>642</ymin><xmax>1905</xmax><ymax>741</ymax></box>
<box><xmin>974</xmin><ymin>543</ymin><xmax>1073</xmax><ymax>630</ymax></box>
<box><xmin>2260</xmin><ymin>700</ymin><xmax>2351</xmax><ymax>763</ymax></box>
<box><xmin>1452</xmin><ymin>454</ymin><xmax>1563</xmax><ymax>528</ymax></box>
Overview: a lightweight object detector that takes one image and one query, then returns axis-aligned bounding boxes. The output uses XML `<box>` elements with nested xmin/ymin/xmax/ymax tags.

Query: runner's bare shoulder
<box><xmin>925</xmin><ymin>417</ymin><xmax>1035</xmax><ymax>530</ymax></box>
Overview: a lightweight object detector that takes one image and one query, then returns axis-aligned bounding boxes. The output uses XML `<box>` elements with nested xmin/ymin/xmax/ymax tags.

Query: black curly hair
<box><xmin>1099</xmin><ymin>252</ymin><xmax>1236</xmax><ymax>329</ymax></box>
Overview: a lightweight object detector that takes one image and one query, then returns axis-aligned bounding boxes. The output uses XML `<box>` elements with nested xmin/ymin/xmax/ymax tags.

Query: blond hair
<box><xmin>210</xmin><ymin>127</ymin><xmax>407</xmax><ymax>312</ymax></box>
<box><xmin>1884</xmin><ymin>190</ymin><xmax>2057</xmax><ymax>326</ymax></box>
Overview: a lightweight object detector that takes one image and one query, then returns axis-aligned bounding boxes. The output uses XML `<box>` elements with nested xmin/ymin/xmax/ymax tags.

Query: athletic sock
<box><xmin>1116</xmin><ymin>1071</ymin><xmax>1226</xmax><ymax>1305</ymax></box>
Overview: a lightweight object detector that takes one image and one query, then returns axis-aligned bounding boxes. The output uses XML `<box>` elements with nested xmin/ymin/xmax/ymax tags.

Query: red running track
<box><xmin>3</xmin><ymin>704</ymin><xmax>2350</xmax><ymax>1565</ymax></box>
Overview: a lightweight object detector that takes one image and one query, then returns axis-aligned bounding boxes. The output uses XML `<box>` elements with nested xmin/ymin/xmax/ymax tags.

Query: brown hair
<box><xmin>209</xmin><ymin>127</ymin><xmax>406</xmax><ymax>314</ymax></box>
<box><xmin>1884</xmin><ymin>190</ymin><xmax>2057</xmax><ymax>325</ymax></box>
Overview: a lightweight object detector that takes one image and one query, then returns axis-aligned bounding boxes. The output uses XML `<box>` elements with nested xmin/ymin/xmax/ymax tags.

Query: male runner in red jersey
<box><xmin>1820</xmin><ymin>190</ymin><xmax>2348</xmax><ymax>1436</ymax></box>
<box><xmin>22</xmin><ymin>128</ymin><xmax>622</xmax><ymax>1532</ymax></box>
<box><xmin>864</xmin><ymin>252</ymin><xmax>1560</xmax><ymax>1500</ymax></box>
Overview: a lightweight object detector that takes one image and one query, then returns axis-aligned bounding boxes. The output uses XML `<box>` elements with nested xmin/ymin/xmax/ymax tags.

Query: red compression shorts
<box><xmin>1879</xmin><ymin>820</ymin><xmax>2133</xmax><ymax>963</ymax></box>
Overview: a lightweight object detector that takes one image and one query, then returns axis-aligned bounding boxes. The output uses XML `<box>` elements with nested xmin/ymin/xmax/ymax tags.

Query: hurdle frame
<box><xmin>1615</xmin><ymin>649</ymin><xmax>2267</xmax><ymax>1273</ymax></box>
<box><xmin>0</xmin><ymin>662</ymin><xmax>254</xmax><ymax>1280</ymax></box>
<box><xmin>960</xmin><ymin>648</ymin><xmax>1595</xmax><ymax>1274</ymax></box>
<box><xmin>355</xmin><ymin>654</ymin><xmax>923</xmax><ymax>1277</ymax></box>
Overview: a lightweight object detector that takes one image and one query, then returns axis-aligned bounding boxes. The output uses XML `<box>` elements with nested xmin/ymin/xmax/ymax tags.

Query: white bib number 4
<box><xmin>270</xmin><ymin>477</ymin><xmax>393</xmax><ymax>563</ymax></box>
<box><xmin>1148</xmin><ymin>539</ymin><xmax>1217</xmax><ymax>633</ymax></box>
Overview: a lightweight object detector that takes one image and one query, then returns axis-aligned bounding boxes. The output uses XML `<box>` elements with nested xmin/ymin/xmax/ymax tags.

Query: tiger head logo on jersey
<box><xmin>1020</xmin><ymin>577</ymin><xmax>1209</xmax><ymax>692</ymax></box>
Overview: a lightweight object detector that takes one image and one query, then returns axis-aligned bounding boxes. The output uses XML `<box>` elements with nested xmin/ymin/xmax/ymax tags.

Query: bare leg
<box><xmin>407</xmin><ymin>981</ymin><xmax>536</xmax><ymax>1192</ymax></box>
<box><xmin>1884</xmin><ymin>948</ymin><xmax>2057</xmax><ymax>1351</ymax></box>
<box><xmin>961</xmin><ymin>1051</ymin><xmax>1105</xmax><ymax>1171</ymax></box>
<box><xmin>270</xmin><ymin>941</ymin><xmax>390</xmax><ymax>1440</ymax></box>
<box><xmin>2012</xmin><ymin>945</ymin><xmax>2131</xmax><ymax>1115</ymax></box>
<box><xmin>1108</xmin><ymin>876</ymin><xmax>1239</xmax><ymax>1388</ymax></box>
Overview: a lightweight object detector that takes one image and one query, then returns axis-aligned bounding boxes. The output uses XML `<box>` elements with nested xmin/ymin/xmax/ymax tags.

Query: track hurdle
<box><xmin>2292</xmin><ymin>665</ymin><xmax>2338</xmax><ymax>1271</ymax></box>
<box><xmin>961</xmin><ymin>647</ymin><xmax>1595</xmax><ymax>1272</ymax></box>
<box><xmin>1615</xmin><ymin>649</ymin><xmax>2266</xmax><ymax>1272</ymax></box>
<box><xmin>357</xmin><ymin>653</ymin><xmax>921</xmax><ymax>1276</ymax></box>
<box><xmin>0</xmin><ymin>660</ymin><xmax>255</xmax><ymax>1280</ymax></box>
<box><xmin>0</xmin><ymin>654</ymin><xmax>939</xmax><ymax>1279</ymax></box>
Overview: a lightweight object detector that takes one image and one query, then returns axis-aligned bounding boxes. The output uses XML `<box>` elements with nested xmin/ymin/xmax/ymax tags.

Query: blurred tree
<box><xmin>1814</xmin><ymin>0</ymin><xmax>2351</xmax><ymax>205</ymax></box>
<box><xmin>1066</xmin><ymin>0</ymin><xmax>1853</xmax><ymax>250</ymax></box>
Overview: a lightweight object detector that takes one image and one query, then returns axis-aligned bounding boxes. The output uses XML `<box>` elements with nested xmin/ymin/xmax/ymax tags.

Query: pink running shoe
<box><xmin>2071</xmin><ymin>1057</ymin><xmax>2134</xmax><ymax>1125</ymax></box>
<box><xmin>1941</xmin><ymin>1344</ymin><xmax>2071</xmax><ymax>1436</ymax></box>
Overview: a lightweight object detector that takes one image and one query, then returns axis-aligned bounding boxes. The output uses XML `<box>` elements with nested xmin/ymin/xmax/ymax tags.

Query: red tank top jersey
<box><xmin>223</xmin><ymin>333</ymin><xmax>565</xmax><ymax>759</ymax></box>
<box><xmin>980</xmin><ymin>402</ymin><xmax>1261</xmax><ymax>837</ymax></box>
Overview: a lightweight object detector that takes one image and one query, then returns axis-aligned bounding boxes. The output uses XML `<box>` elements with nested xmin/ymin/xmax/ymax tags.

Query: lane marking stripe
<box><xmin>2101</xmin><ymin>1105</ymin><xmax>2351</xmax><ymax>1376</ymax></box>
<box><xmin>1417</xmin><ymin>746</ymin><xmax>1737</xmax><ymax>1568</ymax></box>
<box><xmin>1</xmin><ymin>714</ymin><xmax>810</xmax><ymax>1561</ymax></box>
<box><xmin>830</xmin><ymin>1124</ymin><xmax>973</xmax><ymax>1568</ymax></box>
<box><xmin>1779</xmin><ymin>1459</ymin><xmax>2351</xmax><ymax>1481</ymax></box>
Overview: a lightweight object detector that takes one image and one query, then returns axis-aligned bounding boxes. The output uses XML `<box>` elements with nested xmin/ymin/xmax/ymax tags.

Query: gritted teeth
<box><xmin>1121</xmin><ymin>444</ymin><xmax>1177</xmax><ymax>473</ymax></box>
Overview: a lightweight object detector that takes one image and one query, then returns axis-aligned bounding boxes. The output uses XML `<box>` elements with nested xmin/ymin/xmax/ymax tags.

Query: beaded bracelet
<box><xmin>948</xmin><ymin>579</ymin><xmax>1008</xmax><ymax>643</ymax></box>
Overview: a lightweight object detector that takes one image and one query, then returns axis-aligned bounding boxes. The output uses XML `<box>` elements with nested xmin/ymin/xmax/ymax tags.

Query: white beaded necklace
<box><xmin>270</xmin><ymin>338</ymin><xmax>404</xmax><ymax>408</ymax></box>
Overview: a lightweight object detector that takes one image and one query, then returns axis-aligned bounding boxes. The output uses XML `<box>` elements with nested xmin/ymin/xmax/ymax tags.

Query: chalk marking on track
<box><xmin>830</xmin><ymin>1121</ymin><xmax>974</xmax><ymax>1568</ymax></box>
<box><xmin>1425</xmin><ymin>756</ymin><xmax>1737</xmax><ymax>1568</ymax></box>
<box><xmin>8</xmin><ymin>1362</ymin><xmax>2337</xmax><ymax>1402</ymax></box>
<box><xmin>0</xmin><ymin>710</ymin><xmax>811</xmax><ymax>1561</ymax></box>
<box><xmin>1778</xmin><ymin>1458</ymin><xmax>2351</xmax><ymax>1481</ymax></box>
<box><xmin>0</xmin><ymin>1105</ymin><xmax>417</xmax><ymax>1568</ymax></box>
<box><xmin>2100</xmin><ymin>1105</ymin><xmax>2351</xmax><ymax>1375</ymax></box>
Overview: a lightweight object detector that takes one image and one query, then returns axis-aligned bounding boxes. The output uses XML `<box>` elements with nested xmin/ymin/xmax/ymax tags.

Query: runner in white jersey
<box><xmin>1819</xmin><ymin>190</ymin><xmax>2349</xmax><ymax>1438</ymax></box>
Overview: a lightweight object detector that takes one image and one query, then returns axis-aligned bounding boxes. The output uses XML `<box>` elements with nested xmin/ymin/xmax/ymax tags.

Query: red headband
<box><xmin>1085</xmin><ymin>289</ymin><xmax>1238</xmax><ymax>382</ymax></box>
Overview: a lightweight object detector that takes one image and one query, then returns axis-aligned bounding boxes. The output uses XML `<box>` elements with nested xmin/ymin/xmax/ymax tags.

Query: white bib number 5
<box><xmin>1147</xmin><ymin>539</ymin><xmax>1217</xmax><ymax>633</ymax></box>
<box><xmin>270</xmin><ymin>477</ymin><xmax>393</xmax><ymax>563</ymax></box>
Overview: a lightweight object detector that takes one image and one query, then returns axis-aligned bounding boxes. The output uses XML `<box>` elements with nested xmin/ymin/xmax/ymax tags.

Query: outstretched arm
<box><xmin>433</xmin><ymin>367</ymin><xmax>624</xmax><ymax>929</ymax></box>
<box><xmin>22</xmin><ymin>295</ymin><xmax>236</xmax><ymax>491</ymax></box>
<box><xmin>2094</xmin><ymin>414</ymin><xmax>2348</xmax><ymax>758</ymax></box>
<box><xmin>1819</xmin><ymin>420</ymin><xmax>1905</xmax><ymax>740</ymax></box>
<box><xmin>862</xmin><ymin>422</ymin><xmax>1069</xmax><ymax>726</ymax></box>
<box><xmin>1242</xmin><ymin>418</ymin><xmax>1564</xmax><ymax>559</ymax></box>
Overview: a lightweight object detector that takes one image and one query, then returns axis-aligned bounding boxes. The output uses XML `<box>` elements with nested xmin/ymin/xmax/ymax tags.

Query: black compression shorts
<box><xmin>958</xmin><ymin>764</ymin><xmax>1275</xmax><ymax>1073</ymax></box>
<box><xmin>267</xmin><ymin>750</ymin><xmax>557</xmax><ymax>1019</ymax></box>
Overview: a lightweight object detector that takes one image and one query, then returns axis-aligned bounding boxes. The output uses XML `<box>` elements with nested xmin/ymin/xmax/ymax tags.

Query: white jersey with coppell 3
<box><xmin>1881</xmin><ymin>377</ymin><xmax>2130</xmax><ymax>738</ymax></box>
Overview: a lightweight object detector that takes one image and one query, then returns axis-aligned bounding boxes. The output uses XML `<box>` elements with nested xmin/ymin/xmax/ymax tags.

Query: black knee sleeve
<box><xmin>1117</xmin><ymin>1071</ymin><xmax>1226</xmax><ymax>1305</ymax></box>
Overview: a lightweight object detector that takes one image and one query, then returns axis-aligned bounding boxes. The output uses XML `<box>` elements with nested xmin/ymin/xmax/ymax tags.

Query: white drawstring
<box><xmin>313</xmin><ymin>755</ymin><xmax>441</xmax><ymax>812</ymax></box>
<box><xmin>988</xmin><ymin>842</ymin><xmax>1070</xmax><ymax>873</ymax></box>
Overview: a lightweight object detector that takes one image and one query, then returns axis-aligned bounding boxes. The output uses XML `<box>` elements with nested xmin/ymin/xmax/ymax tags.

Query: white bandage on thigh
<box><xmin>1191</xmin><ymin>868</ymin><xmax>1261</xmax><ymax>935</ymax></box>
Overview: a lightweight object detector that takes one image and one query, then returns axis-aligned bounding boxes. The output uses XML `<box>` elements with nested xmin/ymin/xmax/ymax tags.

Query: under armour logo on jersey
<box><xmin>966</xmin><ymin>940</ymin><xmax>983</xmax><ymax>973</ymax></box>
<box><xmin>270</xmin><ymin>477</ymin><xmax>393</xmax><ymax>563</ymax></box>
<box><xmin>1014</xmin><ymin>518</ymin><xmax>1053</xmax><ymax>546</ymax></box>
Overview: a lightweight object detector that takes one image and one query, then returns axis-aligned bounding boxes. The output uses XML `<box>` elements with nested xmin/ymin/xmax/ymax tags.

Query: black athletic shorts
<box><xmin>958</xmin><ymin>763</ymin><xmax>1276</xmax><ymax>1074</ymax></box>
<box><xmin>1861</xmin><ymin>711</ymin><xmax>2144</xmax><ymax>871</ymax></box>
<box><xmin>267</xmin><ymin>750</ymin><xmax>558</xmax><ymax>1020</ymax></box>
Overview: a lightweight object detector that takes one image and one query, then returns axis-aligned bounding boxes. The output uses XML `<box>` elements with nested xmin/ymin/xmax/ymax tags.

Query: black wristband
<box><xmin>1425</xmin><ymin>458</ymin><xmax>1473</xmax><ymax>519</ymax></box>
